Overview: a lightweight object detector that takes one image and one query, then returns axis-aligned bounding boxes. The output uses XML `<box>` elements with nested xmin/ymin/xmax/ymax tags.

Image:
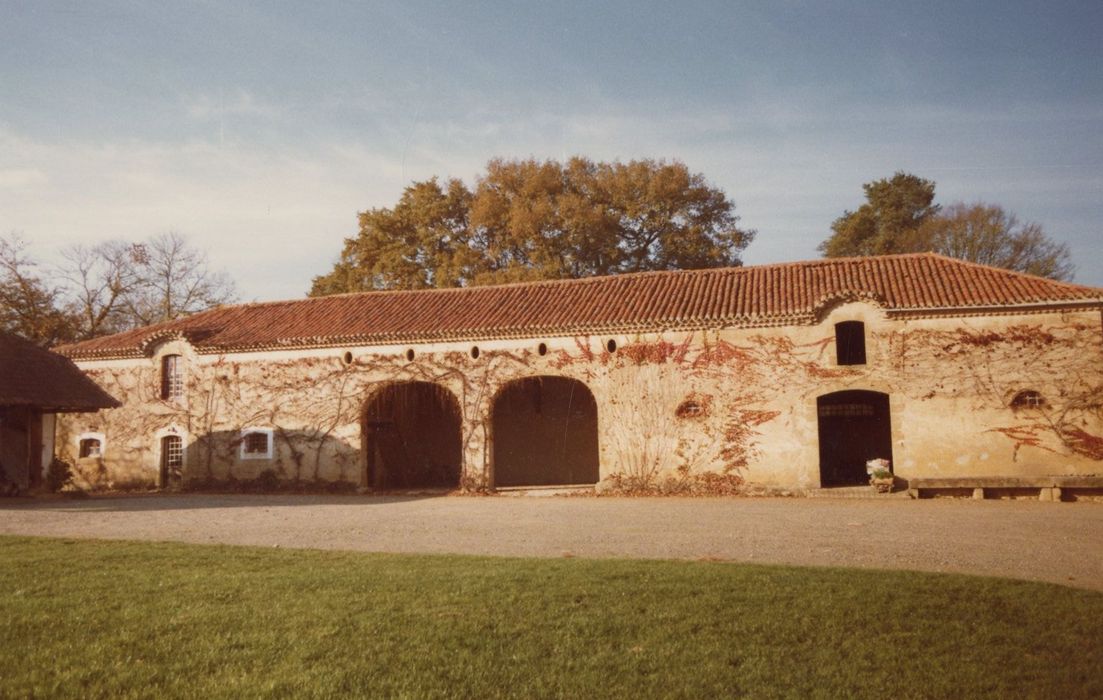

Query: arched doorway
<box><xmin>362</xmin><ymin>382</ymin><xmax>462</xmax><ymax>489</ymax></box>
<box><xmin>816</xmin><ymin>390</ymin><xmax>893</xmax><ymax>487</ymax></box>
<box><xmin>492</xmin><ymin>376</ymin><xmax>599</xmax><ymax>487</ymax></box>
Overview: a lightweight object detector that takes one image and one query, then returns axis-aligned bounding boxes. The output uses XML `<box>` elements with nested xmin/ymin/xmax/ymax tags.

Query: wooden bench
<box><xmin>907</xmin><ymin>475</ymin><xmax>1103</xmax><ymax>501</ymax></box>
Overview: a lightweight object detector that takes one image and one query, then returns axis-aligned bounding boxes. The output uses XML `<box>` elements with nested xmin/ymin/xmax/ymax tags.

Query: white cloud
<box><xmin>0</xmin><ymin>167</ymin><xmax>48</xmax><ymax>189</ymax></box>
<box><xmin>0</xmin><ymin>127</ymin><xmax>397</xmax><ymax>300</ymax></box>
<box><xmin>3</xmin><ymin>88</ymin><xmax>1101</xmax><ymax>305</ymax></box>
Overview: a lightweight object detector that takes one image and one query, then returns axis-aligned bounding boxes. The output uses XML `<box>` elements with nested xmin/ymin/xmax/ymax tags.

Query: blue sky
<box><xmin>2</xmin><ymin>1</ymin><xmax>1101</xmax><ymax>300</ymax></box>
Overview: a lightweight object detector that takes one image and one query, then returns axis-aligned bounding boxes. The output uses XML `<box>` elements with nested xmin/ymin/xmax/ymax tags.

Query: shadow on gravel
<box><xmin>0</xmin><ymin>492</ymin><xmax>450</xmax><ymax>512</ymax></box>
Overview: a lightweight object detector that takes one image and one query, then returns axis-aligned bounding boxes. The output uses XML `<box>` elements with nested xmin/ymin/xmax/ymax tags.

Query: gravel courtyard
<box><xmin>1</xmin><ymin>494</ymin><xmax>1100</xmax><ymax>590</ymax></box>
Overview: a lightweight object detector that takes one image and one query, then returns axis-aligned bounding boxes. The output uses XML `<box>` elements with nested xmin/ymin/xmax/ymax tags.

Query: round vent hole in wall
<box><xmin>537</xmin><ymin>342</ymin><xmax>548</xmax><ymax>356</ymax></box>
<box><xmin>606</xmin><ymin>339</ymin><xmax>617</xmax><ymax>353</ymax></box>
<box><xmin>405</xmin><ymin>348</ymin><xmax>415</xmax><ymax>362</ymax></box>
<box><xmin>342</xmin><ymin>351</ymin><xmax>353</xmax><ymax>365</ymax></box>
<box><xmin>470</xmin><ymin>346</ymin><xmax>480</xmax><ymax>360</ymax></box>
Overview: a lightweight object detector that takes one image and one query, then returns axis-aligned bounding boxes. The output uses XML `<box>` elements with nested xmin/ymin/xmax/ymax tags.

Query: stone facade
<box><xmin>56</xmin><ymin>301</ymin><xmax>1103</xmax><ymax>491</ymax></box>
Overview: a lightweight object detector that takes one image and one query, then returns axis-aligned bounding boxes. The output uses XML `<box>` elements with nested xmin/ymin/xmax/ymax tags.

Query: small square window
<box><xmin>79</xmin><ymin>438</ymin><xmax>102</xmax><ymax>458</ymax></box>
<box><xmin>239</xmin><ymin>429</ymin><xmax>274</xmax><ymax>460</ymax></box>
<box><xmin>244</xmin><ymin>432</ymin><xmax>268</xmax><ymax>454</ymax></box>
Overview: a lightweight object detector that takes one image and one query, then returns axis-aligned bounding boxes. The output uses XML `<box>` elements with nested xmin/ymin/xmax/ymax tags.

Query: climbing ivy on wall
<box><xmin>57</xmin><ymin>315</ymin><xmax>1103</xmax><ymax>492</ymax></box>
<box><xmin>891</xmin><ymin>321</ymin><xmax>1103</xmax><ymax>461</ymax></box>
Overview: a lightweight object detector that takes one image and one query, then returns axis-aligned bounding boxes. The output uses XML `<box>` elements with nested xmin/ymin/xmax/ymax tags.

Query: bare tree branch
<box><xmin>0</xmin><ymin>232</ymin><xmax>74</xmax><ymax>345</ymax></box>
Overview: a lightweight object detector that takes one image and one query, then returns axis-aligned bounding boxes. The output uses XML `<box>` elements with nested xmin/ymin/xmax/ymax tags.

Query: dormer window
<box><xmin>161</xmin><ymin>354</ymin><xmax>184</xmax><ymax>401</ymax></box>
<box><xmin>835</xmin><ymin>321</ymin><xmax>867</xmax><ymax>366</ymax></box>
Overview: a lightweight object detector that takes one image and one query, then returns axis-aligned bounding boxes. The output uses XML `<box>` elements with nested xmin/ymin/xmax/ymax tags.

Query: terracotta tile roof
<box><xmin>0</xmin><ymin>332</ymin><xmax>120</xmax><ymax>410</ymax></box>
<box><xmin>56</xmin><ymin>253</ymin><xmax>1103</xmax><ymax>360</ymax></box>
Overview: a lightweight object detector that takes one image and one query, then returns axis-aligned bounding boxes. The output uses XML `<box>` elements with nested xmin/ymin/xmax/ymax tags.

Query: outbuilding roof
<box><xmin>0</xmin><ymin>332</ymin><xmax>121</xmax><ymax>411</ymax></box>
<box><xmin>56</xmin><ymin>253</ymin><xmax>1103</xmax><ymax>360</ymax></box>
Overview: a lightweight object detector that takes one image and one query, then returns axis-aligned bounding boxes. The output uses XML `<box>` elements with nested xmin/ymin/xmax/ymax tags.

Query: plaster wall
<box><xmin>56</xmin><ymin>305</ymin><xmax>1103</xmax><ymax>490</ymax></box>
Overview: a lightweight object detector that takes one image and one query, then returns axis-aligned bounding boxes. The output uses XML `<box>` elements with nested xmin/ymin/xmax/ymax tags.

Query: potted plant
<box><xmin>866</xmin><ymin>458</ymin><xmax>894</xmax><ymax>493</ymax></box>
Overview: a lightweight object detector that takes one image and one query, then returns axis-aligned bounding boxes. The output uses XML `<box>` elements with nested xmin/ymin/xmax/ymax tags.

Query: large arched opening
<box><xmin>492</xmin><ymin>376</ymin><xmax>599</xmax><ymax>487</ymax></box>
<box><xmin>362</xmin><ymin>381</ymin><xmax>462</xmax><ymax>490</ymax></box>
<box><xmin>816</xmin><ymin>390</ymin><xmax>893</xmax><ymax>487</ymax></box>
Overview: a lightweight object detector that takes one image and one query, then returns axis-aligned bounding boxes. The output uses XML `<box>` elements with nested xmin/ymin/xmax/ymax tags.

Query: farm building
<box><xmin>0</xmin><ymin>331</ymin><xmax>120</xmax><ymax>492</ymax></box>
<box><xmin>53</xmin><ymin>253</ymin><xmax>1103</xmax><ymax>493</ymax></box>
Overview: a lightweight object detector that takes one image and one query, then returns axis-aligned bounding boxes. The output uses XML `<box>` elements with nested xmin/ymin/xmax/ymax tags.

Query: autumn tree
<box><xmin>916</xmin><ymin>202</ymin><xmax>1074</xmax><ymax>281</ymax></box>
<box><xmin>310</xmin><ymin>157</ymin><xmax>754</xmax><ymax>294</ymax></box>
<box><xmin>311</xmin><ymin>178</ymin><xmax>475</xmax><ymax>294</ymax></box>
<box><xmin>820</xmin><ymin>173</ymin><xmax>1074</xmax><ymax>281</ymax></box>
<box><xmin>818</xmin><ymin>172</ymin><xmax>940</xmax><ymax>257</ymax></box>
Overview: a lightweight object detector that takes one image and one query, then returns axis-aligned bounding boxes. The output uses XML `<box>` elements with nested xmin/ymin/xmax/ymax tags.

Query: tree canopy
<box><xmin>819</xmin><ymin>172</ymin><xmax>1074</xmax><ymax>280</ymax></box>
<box><xmin>818</xmin><ymin>172</ymin><xmax>940</xmax><ymax>258</ymax></box>
<box><xmin>310</xmin><ymin>157</ymin><xmax>754</xmax><ymax>295</ymax></box>
<box><xmin>916</xmin><ymin>202</ymin><xmax>1073</xmax><ymax>281</ymax></box>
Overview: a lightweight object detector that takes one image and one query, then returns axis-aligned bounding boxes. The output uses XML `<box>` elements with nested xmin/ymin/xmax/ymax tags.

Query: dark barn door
<box><xmin>816</xmin><ymin>390</ymin><xmax>893</xmax><ymax>487</ymax></box>
<box><xmin>492</xmin><ymin>376</ymin><xmax>599</xmax><ymax>487</ymax></box>
<box><xmin>362</xmin><ymin>382</ymin><xmax>462</xmax><ymax>490</ymax></box>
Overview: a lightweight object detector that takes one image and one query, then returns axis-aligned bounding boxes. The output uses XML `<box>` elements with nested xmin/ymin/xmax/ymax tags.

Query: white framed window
<box><xmin>153</xmin><ymin>426</ymin><xmax>188</xmax><ymax>487</ymax></box>
<box><xmin>161</xmin><ymin>354</ymin><xmax>184</xmax><ymax>401</ymax></box>
<box><xmin>162</xmin><ymin>435</ymin><xmax>183</xmax><ymax>468</ymax></box>
<box><xmin>239</xmin><ymin>428</ymin><xmax>275</xmax><ymax>460</ymax></box>
<box><xmin>77</xmin><ymin>432</ymin><xmax>106</xmax><ymax>458</ymax></box>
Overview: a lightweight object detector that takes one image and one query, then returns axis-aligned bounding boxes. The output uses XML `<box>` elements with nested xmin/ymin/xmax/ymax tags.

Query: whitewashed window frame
<box><xmin>77</xmin><ymin>431</ymin><xmax>106</xmax><ymax>459</ymax></box>
<box><xmin>239</xmin><ymin>427</ymin><xmax>275</xmax><ymax>461</ymax></box>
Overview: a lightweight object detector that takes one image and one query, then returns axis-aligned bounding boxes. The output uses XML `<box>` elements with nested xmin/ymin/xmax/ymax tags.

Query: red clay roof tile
<box><xmin>55</xmin><ymin>253</ymin><xmax>1103</xmax><ymax>360</ymax></box>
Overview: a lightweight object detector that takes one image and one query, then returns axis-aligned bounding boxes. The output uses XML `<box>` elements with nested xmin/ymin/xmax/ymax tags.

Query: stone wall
<box><xmin>56</xmin><ymin>303</ymin><xmax>1103</xmax><ymax>490</ymax></box>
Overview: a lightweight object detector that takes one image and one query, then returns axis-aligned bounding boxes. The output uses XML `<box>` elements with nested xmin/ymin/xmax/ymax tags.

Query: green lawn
<box><xmin>1</xmin><ymin>537</ymin><xmax>1100</xmax><ymax>698</ymax></box>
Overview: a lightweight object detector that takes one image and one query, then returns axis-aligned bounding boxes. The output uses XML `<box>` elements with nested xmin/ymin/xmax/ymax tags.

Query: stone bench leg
<box><xmin>972</xmin><ymin>487</ymin><xmax>985</xmax><ymax>500</ymax></box>
<box><xmin>1039</xmin><ymin>487</ymin><xmax>1063</xmax><ymax>502</ymax></box>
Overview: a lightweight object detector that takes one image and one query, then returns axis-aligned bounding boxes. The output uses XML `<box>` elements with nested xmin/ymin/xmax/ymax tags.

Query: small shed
<box><xmin>0</xmin><ymin>331</ymin><xmax>120</xmax><ymax>492</ymax></box>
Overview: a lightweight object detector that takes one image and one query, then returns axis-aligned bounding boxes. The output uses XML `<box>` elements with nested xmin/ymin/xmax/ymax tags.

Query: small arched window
<box><xmin>161</xmin><ymin>354</ymin><xmax>184</xmax><ymax>400</ymax></box>
<box><xmin>835</xmin><ymin>321</ymin><xmax>866</xmax><ymax>366</ymax></box>
<box><xmin>1010</xmin><ymin>390</ymin><xmax>1046</xmax><ymax>410</ymax></box>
